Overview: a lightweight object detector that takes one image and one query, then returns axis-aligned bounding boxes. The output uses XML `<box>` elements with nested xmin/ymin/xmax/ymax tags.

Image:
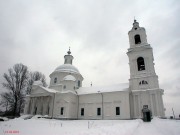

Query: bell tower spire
<box><xmin>133</xmin><ymin>19</ymin><xmax>139</xmax><ymax>28</ymax></box>
<box><xmin>64</xmin><ymin>47</ymin><xmax>74</xmax><ymax>64</ymax></box>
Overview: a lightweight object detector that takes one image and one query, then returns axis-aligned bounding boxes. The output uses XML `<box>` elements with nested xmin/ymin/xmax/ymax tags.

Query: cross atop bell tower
<box><xmin>133</xmin><ymin>19</ymin><xmax>139</xmax><ymax>29</ymax></box>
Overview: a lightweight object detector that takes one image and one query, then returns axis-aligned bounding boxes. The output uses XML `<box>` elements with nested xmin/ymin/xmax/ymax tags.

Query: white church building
<box><xmin>24</xmin><ymin>20</ymin><xmax>165</xmax><ymax>119</ymax></box>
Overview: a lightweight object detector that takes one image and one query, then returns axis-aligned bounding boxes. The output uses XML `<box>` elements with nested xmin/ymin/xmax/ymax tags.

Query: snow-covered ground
<box><xmin>0</xmin><ymin>117</ymin><xmax>179</xmax><ymax>135</ymax></box>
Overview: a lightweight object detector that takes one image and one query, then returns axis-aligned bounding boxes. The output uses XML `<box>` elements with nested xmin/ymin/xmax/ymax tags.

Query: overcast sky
<box><xmin>0</xmin><ymin>0</ymin><xmax>180</xmax><ymax>117</ymax></box>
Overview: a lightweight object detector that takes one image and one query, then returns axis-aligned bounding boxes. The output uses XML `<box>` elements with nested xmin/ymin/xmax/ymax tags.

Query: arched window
<box><xmin>137</xmin><ymin>57</ymin><xmax>145</xmax><ymax>71</ymax></box>
<box><xmin>78</xmin><ymin>80</ymin><xmax>81</xmax><ymax>87</ymax></box>
<box><xmin>54</xmin><ymin>78</ymin><xmax>57</xmax><ymax>83</ymax></box>
<box><xmin>139</xmin><ymin>80</ymin><xmax>148</xmax><ymax>85</ymax></box>
<box><xmin>134</xmin><ymin>34</ymin><xmax>141</xmax><ymax>44</ymax></box>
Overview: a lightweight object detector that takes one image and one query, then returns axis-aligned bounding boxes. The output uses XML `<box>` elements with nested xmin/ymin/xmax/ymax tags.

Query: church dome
<box><xmin>55</xmin><ymin>64</ymin><xmax>80</xmax><ymax>74</ymax></box>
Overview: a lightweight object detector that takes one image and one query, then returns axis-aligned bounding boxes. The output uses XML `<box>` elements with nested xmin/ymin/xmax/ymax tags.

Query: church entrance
<box><xmin>142</xmin><ymin>105</ymin><xmax>151</xmax><ymax>122</ymax></box>
<box><xmin>143</xmin><ymin>111</ymin><xmax>151</xmax><ymax>122</ymax></box>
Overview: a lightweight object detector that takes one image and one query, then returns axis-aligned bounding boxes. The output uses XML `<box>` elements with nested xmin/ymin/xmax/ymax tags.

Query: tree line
<box><xmin>0</xmin><ymin>63</ymin><xmax>47</xmax><ymax>117</ymax></box>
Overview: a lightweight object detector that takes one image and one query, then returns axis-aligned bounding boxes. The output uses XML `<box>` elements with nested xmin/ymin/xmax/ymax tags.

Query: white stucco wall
<box><xmin>78</xmin><ymin>91</ymin><xmax>130</xmax><ymax>120</ymax></box>
<box><xmin>62</xmin><ymin>80</ymin><xmax>76</xmax><ymax>91</ymax></box>
<box><xmin>24</xmin><ymin>86</ymin><xmax>55</xmax><ymax>117</ymax></box>
<box><xmin>130</xmin><ymin>89</ymin><xmax>165</xmax><ymax>118</ymax></box>
<box><xmin>53</xmin><ymin>93</ymin><xmax>78</xmax><ymax>119</ymax></box>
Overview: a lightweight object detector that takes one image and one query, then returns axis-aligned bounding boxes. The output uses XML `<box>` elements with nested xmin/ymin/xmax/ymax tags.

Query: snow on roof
<box><xmin>55</xmin><ymin>64</ymin><xmax>80</xmax><ymax>74</ymax></box>
<box><xmin>40</xmin><ymin>86</ymin><xmax>59</xmax><ymax>93</ymax></box>
<box><xmin>76</xmin><ymin>83</ymin><xmax>129</xmax><ymax>95</ymax></box>
<box><xmin>63</xmin><ymin>75</ymin><xmax>76</xmax><ymax>81</ymax></box>
<box><xmin>61</xmin><ymin>90</ymin><xmax>76</xmax><ymax>94</ymax></box>
<box><xmin>33</xmin><ymin>80</ymin><xmax>43</xmax><ymax>86</ymax></box>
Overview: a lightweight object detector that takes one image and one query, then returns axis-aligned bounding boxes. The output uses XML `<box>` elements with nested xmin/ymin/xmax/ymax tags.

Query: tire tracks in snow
<box><xmin>130</xmin><ymin>120</ymin><xmax>142</xmax><ymax>135</ymax></box>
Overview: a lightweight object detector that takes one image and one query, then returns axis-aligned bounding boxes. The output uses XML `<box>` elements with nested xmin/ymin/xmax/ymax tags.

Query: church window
<box><xmin>116</xmin><ymin>107</ymin><xmax>120</xmax><ymax>115</ymax></box>
<box><xmin>139</xmin><ymin>80</ymin><xmax>148</xmax><ymax>85</ymax></box>
<box><xmin>60</xmin><ymin>107</ymin><xmax>64</xmax><ymax>115</ymax></box>
<box><xmin>63</xmin><ymin>85</ymin><xmax>66</xmax><ymax>89</ymax></box>
<box><xmin>137</xmin><ymin>57</ymin><xmax>145</xmax><ymax>71</ymax></box>
<box><xmin>134</xmin><ymin>34</ymin><xmax>141</xmax><ymax>44</ymax></box>
<box><xmin>78</xmin><ymin>80</ymin><xmax>81</xmax><ymax>87</ymax></box>
<box><xmin>54</xmin><ymin>78</ymin><xmax>57</xmax><ymax>83</ymax></box>
<box><xmin>97</xmin><ymin>108</ymin><xmax>101</xmax><ymax>116</ymax></box>
<box><xmin>142</xmin><ymin>80</ymin><xmax>145</xmax><ymax>84</ymax></box>
<box><xmin>81</xmin><ymin>108</ymin><xmax>84</xmax><ymax>116</ymax></box>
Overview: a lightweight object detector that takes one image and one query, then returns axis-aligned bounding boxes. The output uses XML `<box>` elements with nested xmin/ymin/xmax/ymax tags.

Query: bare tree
<box><xmin>26</xmin><ymin>71</ymin><xmax>47</xmax><ymax>94</ymax></box>
<box><xmin>1</xmin><ymin>64</ymin><xmax>47</xmax><ymax>116</ymax></box>
<box><xmin>1</xmin><ymin>63</ymin><xmax>29</xmax><ymax>116</ymax></box>
<box><xmin>0</xmin><ymin>92</ymin><xmax>14</xmax><ymax>112</ymax></box>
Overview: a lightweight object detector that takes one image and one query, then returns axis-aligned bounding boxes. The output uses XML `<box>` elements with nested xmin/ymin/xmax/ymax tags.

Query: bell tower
<box><xmin>127</xmin><ymin>20</ymin><xmax>159</xmax><ymax>90</ymax></box>
<box><xmin>127</xmin><ymin>20</ymin><xmax>165</xmax><ymax>118</ymax></box>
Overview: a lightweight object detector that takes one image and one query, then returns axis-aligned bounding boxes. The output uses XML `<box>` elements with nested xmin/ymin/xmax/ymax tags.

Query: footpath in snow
<box><xmin>0</xmin><ymin>117</ymin><xmax>180</xmax><ymax>135</ymax></box>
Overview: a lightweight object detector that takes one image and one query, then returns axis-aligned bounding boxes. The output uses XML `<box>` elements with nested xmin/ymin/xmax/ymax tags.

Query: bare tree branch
<box><xmin>26</xmin><ymin>71</ymin><xmax>47</xmax><ymax>94</ymax></box>
<box><xmin>1</xmin><ymin>63</ymin><xmax>47</xmax><ymax>116</ymax></box>
<box><xmin>1</xmin><ymin>63</ymin><xmax>28</xmax><ymax>116</ymax></box>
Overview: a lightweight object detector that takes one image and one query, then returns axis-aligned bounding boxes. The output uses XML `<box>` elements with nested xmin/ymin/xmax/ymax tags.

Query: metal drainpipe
<box><xmin>52</xmin><ymin>93</ymin><xmax>56</xmax><ymax>118</ymax></box>
<box><xmin>101</xmin><ymin>93</ymin><xmax>103</xmax><ymax>120</ymax></box>
<box><xmin>98</xmin><ymin>91</ymin><xmax>103</xmax><ymax>120</ymax></box>
<box><xmin>75</xmin><ymin>91</ymin><xmax>79</xmax><ymax>119</ymax></box>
